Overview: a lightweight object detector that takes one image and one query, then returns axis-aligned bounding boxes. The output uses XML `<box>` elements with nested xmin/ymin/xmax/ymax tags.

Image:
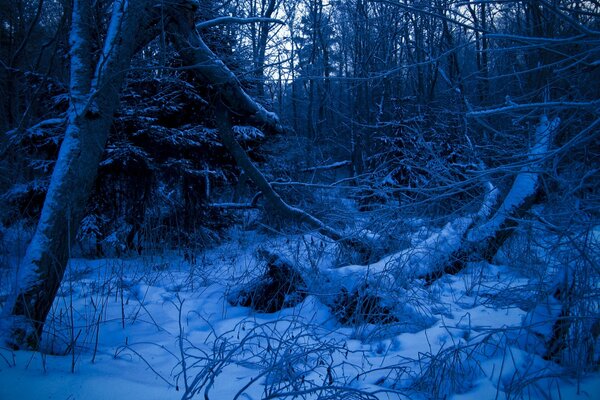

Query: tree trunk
<box><xmin>5</xmin><ymin>0</ymin><xmax>158</xmax><ymax>349</ymax></box>
<box><xmin>253</xmin><ymin>0</ymin><xmax>277</xmax><ymax>98</ymax></box>
<box><xmin>166</xmin><ymin>11</ymin><xmax>284</xmax><ymax>135</ymax></box>
<box><xmin>214</xmin><ymin>104</ymin><xmax>373</xmax><ymax>261</ymax></box>
<box><xmin>421</xmin><ymin>115</ymin><xmax>560</xmax><ymax>284</ymax></box>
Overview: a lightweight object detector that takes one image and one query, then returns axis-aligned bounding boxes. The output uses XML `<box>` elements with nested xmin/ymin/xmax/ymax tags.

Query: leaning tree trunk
<box><xmin>214</xmin><ymin>105</ymin><xmax>374</xmax><ymax>261</ymax></box>
<box><xmin>166</xmin><ymin>10</ymin><xmax>283</xmax><ymax>135</ymax></box>
<box><xmin>166</xmin><ymin>12</ymin><xmax>374</xmax><ymax>261</ymax></box>
<box><xmin>4</xmin><ymin>0</ymin><xmax>159</xmax><ymax>349</ymax></box>
<box><xmin>2</xmin><ymin>0</ymin><xmax>287</xmax><ymax>349</ymax></box>
<box><xmin>421</xmin><ymin>115</ymin><xmax>560</xmax><ymax>284</ymax></box>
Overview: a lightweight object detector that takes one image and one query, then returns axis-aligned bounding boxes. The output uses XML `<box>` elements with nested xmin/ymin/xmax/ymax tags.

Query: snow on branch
<box><xmin>28</xmin><ymin>117</ymin><xmax>65</xmax><ymax>129</ymax></box>
<box><xmin>168</xmin><ymin>19</ymin><xmax>283</xmax><ymax>134</ymax></box>
<box><xmin>208</xmin><ymin>202</ymin><xmax>258</xmax><ymax>210</ymax></box>
<box><xmin>300</xmin><ymin>160</ymin><xmax>352</xmax><ymax>173</ymax></box>
<box><xmin>196</xmin><ymin>17</ymin><xmax>284</xmax><ymax>30</ymax></box>
<box><xmin>232</xmin><ymin>125</ymin><xmax>264</xmax><ymax>140</ymax></box>
<box><xmin>467</xmin><ymin>100</ymin><xmax>599</xmax><ymax>117</ymax></box>
<box><xmin>467</xmin><ymin>115</ymin><xmax>560</xmax><ymax>243</ymax></box>
<box><xmin>536</xmin><ymin>0</ymin><xmax>600</xmax><ymax>37</ymax></box>
<box><xmin>209</xmin><ymin>192</ymin><xmax>263</xmax><ymax>209</ymax></box>
<box><xmin>484</xmin><ymin>33</ymin><xmax>589</xmax><ymax>43</ymax></box>
<box><xmin>369</xmin><ymin>0</ymin><xmax>487</xmax><ymax>33</ymax></box>
<box><xmin>270</xmin><ymin>181</ymin><xmax>354</xmax><ymax>190</ymax></box>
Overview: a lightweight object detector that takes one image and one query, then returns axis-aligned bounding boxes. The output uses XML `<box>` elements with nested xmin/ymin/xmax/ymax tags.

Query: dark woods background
<box><xmin>1</xmin><ymin>0</ymin><xmax>598</xmax><ymax>256</ymax></box>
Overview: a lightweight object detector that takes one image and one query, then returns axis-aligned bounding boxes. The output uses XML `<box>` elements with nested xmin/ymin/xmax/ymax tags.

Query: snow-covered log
<box><xmin>314</xmin><ymin>115</ymin><xmax>557</xmax><ymax>298</ymax></box>
<box><xmin>235</xmin><ymin>116</ymin><xmax>557</xmax><ymax>324</ymax></box>
<box><xmin>421</xmin><ymin>115</ymin><xmax>560</xmax><ymax>284</ymax></box>
<box><xmin>229</xmin><ymin>181</ymin><xmax>493</xmax><ymax>325</ymax></box>
<box><xmin>229</xmin><ymin>249</ymin><xmax>400</xmax><ymax>325</ymax></box>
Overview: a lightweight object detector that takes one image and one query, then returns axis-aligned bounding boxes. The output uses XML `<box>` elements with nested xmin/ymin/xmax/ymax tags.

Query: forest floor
<box><xmin>1</xmin><ymin>227</ymin><xmax>599</xmax><ymax>400</ymax></box>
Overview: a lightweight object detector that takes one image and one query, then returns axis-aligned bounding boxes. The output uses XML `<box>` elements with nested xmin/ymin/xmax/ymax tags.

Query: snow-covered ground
<box><xmin>1</xmin><ymin>229</ymin><xmax>599</xmax><ymax>400</ymax></box>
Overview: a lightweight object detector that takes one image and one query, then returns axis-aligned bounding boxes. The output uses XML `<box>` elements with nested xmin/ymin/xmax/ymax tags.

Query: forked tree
<box><xmin>6</xmin><ymin>0</ymin><xmax>158</xmax><ymax>349</ymax></box>
<box><xmin>3</xmin><ymin>0</ymin><xmax>252</xmax><ymax>349</ymax></box>
<box><xmin>3</xmin><ymin>0</ymin><xmax>368</xmax><ymax>349</ymax></box>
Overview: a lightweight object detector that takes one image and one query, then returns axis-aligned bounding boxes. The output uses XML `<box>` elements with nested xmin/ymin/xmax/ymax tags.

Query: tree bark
<box><xmin>5</xmin><ymin>0</ymin><xmax>159</xmax><ymax>349</ymax></box>
<box><xmin>166</xmin><ymin>11</ymin><xmax>284</xmax><ymax>135</ymax></box>
<box><xmin>421</xmin><ymin>115</ymin><xmax>560</xmax><ymax>284</ymax></box>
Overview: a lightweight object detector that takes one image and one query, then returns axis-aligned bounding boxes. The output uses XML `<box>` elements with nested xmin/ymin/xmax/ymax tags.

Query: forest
<box><xmin>0</xmin><ymin>0</ymin><xmax>599</xmax><ymax>398</ymax></box>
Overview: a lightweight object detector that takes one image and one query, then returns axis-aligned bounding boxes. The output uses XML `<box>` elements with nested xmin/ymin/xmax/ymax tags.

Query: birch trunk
<box><xmin>5</xmin><ymin>0</ymin><xmax>157</xmax><ymax>349</ymax></box>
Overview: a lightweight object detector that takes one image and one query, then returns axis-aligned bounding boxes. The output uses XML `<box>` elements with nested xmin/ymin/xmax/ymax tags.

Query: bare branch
<box><xmin>467</xmin><ymin>100</ymin><xmax>600</xmax><ymax>117</ymax></box>
<box><xmin>300</xmin><ymin>160</ymin><xmax>352</xmax><ymax>173</ymax></box>
<box><xmin>537</xmin><ymin>0</ymin><xmax>600</xmax><ymax>37</ymax></box>
<box><xmin>485</xmin><ymin>33</ymin><xmax>591</xmax><ymax>43</ymax></box>
<box><xmin>368</xmin><ymin>0</ymin><xmax>488</xmax><ymax>33</ymax></box>
<box><xmin>270</xmin><ymin>181</ymin><xmax>353</xmax><ymax>190</ymax></box>
<box><xmin>196</xmin><ymin>16</ymin><xmax>285</xmax><ymax>30</ymax></box>
<box><xmin>208</xmin><ymin>202</ymin><xmax>258</xmax><ymax>210</ymax></box>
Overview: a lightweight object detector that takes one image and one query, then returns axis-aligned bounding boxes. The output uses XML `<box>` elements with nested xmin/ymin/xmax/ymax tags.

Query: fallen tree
<box><xmin>230</xmin><ymin>116</ymin><xmax>561</xmax><ymax>328</ymax></box>
<box><xmin>420</xmin><ymin>115</ymin><xmax>560</xmax><ymax>284</ymax></box>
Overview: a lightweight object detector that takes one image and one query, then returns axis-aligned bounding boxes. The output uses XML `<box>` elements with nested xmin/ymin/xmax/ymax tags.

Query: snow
<box><xmin>232</xmin><ymin>125</ymin><xmax>265</xmax><ymax>140</ymax></box>
<box><xmin>1</xmin><ymin>227</ymin><xmax>597</xmax><ymax>400</ymax></box>
<box><xmin>2</xmin><ymin>180</ymin><xmax>49</xmax><ymax>199</ymax></box>
<box><xmin>327</xmin><ymin>210</ymin><xmax>492</xmax><ymax>289</ymax></box>
<box><xmin>18</xmin><ymin>118</ymin><xmax>65</xmax><ymax>138</ymax></box>
<box><xmin>323</xmin><ymin>181</ymin><xmax>500</xmax><ymax>288</ymax></box>
<box><xmin>468</xmin><ymin>116</ymin><xmax>559</xmax><ymax>244</ymax></box>
<box><xmin>0</xmin><ymin>353</ymin><xmax>176</xmax><ymax>400</ymax></box>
